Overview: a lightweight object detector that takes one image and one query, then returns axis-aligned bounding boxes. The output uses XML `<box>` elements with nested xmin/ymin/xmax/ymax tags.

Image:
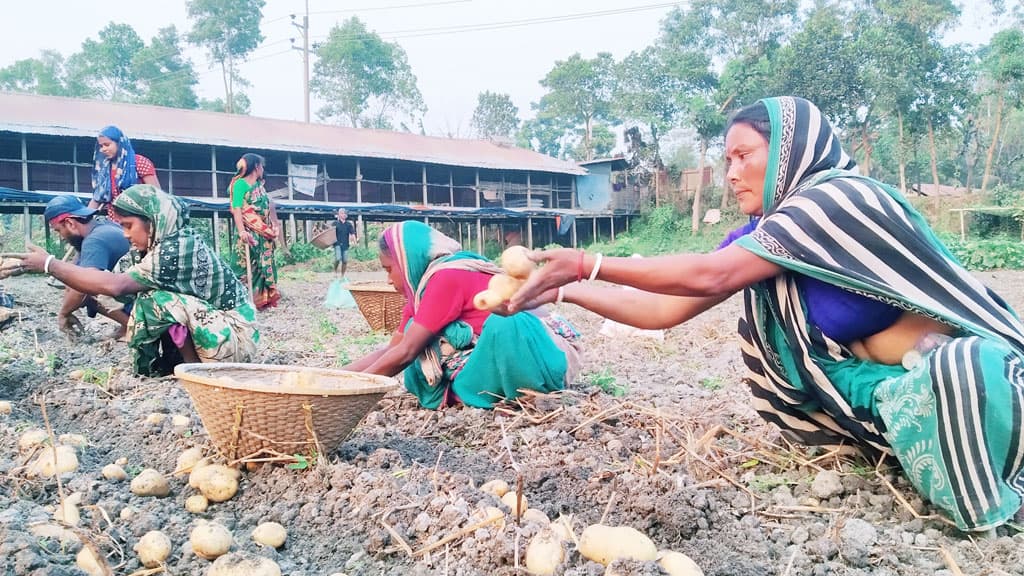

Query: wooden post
<box><xmin>475</xmin><ymin>170</ymin><xmax>481</xmax><ymax>208</ymax></box>
<box><xmin>449</xmin><ymin>170</ymin><xmax>454</xmax><ymax>207</ymax></box>
<box><xmin>362</xmin><ymin>218</ymin><xmax>369</xmax><ymax>248</ymax></box>
<box><xmin>610</xmin><ymin>216</ymin><xmax>615</xmax><ymax>242</ymax></box>
<box><xmin>286</xmin><ymin>153</ymin><xmax>296</xmax><ymax>245</ymax></box>
<box><xmin>210</xmin><ymin>147</ymin><xmax>220</xmax><ymax>254</ymax></box>
<box><xmin>422</xmin><ymin>165</ymin><xmax>428</xmax><ymax>205</ymax></box>
<box><xmin>23</xmin><ymin>206</ymin><xmax>30</xmax><ymax>246</ymax></box>
<box><xmin>592</xmin><ymin>217</ymin><xmax>598</xmax><ymax>243</ymax></box>
<box><xmin>476</xmin><ymin>218</ymin><xmax>483</xmax><ymax>253</ymax></box>
<box><xmin>527</xmin><ymin>216</ymin><xmax>534</xmax><ymax>249</ymax></box>
<box><xmin>21</xmin><ymin>135</ymin><xmax>28</xmax><ymax>191</ymax></box>
<box><xmin>527</xmin><ymin>172</ymin><xmax>532</xmax><ymax>208</ymax></box>
<box><xmin>72</xmin><ymin>143</ymin><xmax>78</xmax><ymax>192</ymax></box>
<box><xmin>323</xmin><ymin>161</ymin><xmax>329</xmax><ymax>202</ymax></box>
<box><xmin>959</xmin><ymin>209</ymin><xmax>966</xmax><ymax>241</ymax></box>
<box><xmin>571</xmin><ymin>176</ymin><xmax>577</xmax><ymax>209</ymax></box>
<box><xmin>571</xmin><ymin>219</ymin><xmax>577</xmax><ymax>249</ymax></box>
<box><xmin>356</xmin><ymin>159</ymin><xmax>362</xmax><ymax>203</ymax></box>
<box><xmin>390</xmin><ymin>166</ymin><xmax>396</xmax><ymax>203</ymax></box>
<box><xmin>167</xmin><ymin>150</ymin><xmax>174</xmax><ymax>195</ymax></box>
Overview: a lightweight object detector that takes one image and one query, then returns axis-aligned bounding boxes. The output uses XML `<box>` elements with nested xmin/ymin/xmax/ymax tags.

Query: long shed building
<box><xmin>0</xmin><ymin>92</ymin><xmax>636</xmax><ymax>253</ymax></box>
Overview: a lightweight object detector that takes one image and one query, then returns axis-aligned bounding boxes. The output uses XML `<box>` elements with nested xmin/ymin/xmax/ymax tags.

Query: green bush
<box><xmin>941</xmin><ymin>233</ymin><xmax>1024</xmax><ymax>270</ymax></box>
<box><xmin>586</xmin><ymin>205</ymin><xmax>746</xmax><ymax>256</ymax></box>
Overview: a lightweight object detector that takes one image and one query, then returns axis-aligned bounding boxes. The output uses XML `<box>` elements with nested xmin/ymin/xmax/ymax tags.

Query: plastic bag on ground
<box><xmin>324</xmin><ymin>278</ymin><xmax>357</xmax><ymax>309</ymax></box>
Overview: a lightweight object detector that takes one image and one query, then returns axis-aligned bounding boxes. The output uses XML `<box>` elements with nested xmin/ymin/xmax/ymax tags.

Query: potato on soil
<box><xmin>175</xmin><ymin>447</ymin><xmax>205</xmax><ymax>474</ymax></box>
<box><xmin>18</xmin><ymin>428</ymin><xmax>48</xmax><ymax>451</ymax></box>
<box><xmin>501</xmin><ymin>245</ymin><xmax>535</xmax><ymax>279</ymax></box>
<box><xmin>191</xmin><ymin>520</ymin><xmax>233</xmax><ymax>560</ymax></box>
<box><xmin>58</xmin><ymin>433</ymin><xmax>87</xmax><ymax>447</ymax></box>
<box><xmin>186</xmin><ymin>494</ymin><xmax>209</xmax><ymax>513</ymax></box>
<box><xmin>0</xmin><ymin>400</ymin><xmax>12</xmax><ymax>414</ymax></box>
<box><xmin>54</xmin><ymin>492</ymin><xmax>83</xmax><ymax>526</ymax></box>
<box><xmin>479</xmin><ymin>479</ymin><xmax>509</xmax><ymax>497</ymax></box>
<box><xmin>145</xmin><ymin>413</ymin><xmax>166</xmax><ymax>425</ymax></box>
<box><xmin>130</xmin><ymin>468</ymin><xmax>171</xmax><ymax>497</ymax></box>
<box><xmin>102</xmin><ymin>464</ymin><xmax>127</xmax><ymax>481</ymax></box>
<box><xmin>76</xmin><ymin>545</ymin><xmax>106</xmax><ymax>576</ymax></box>
<box><xmin>26</xmin><ymin>445</ymin><xmax>78</xmax><ymax>477</ymax></box>
<box><xmin>193</xmin><ymin>464</ymin><xmax>240</xmax><ymax>503</ymax></box>
<box><xmin>578</xmin><ymin>524</ymin><xmax>657</xmax><ymax>565</ymax></box>
<box><xmin>658</xmin><ymin>550</ymin><xmax>704</xmax><ymax>576</ymax></box>
<box><xmin>134</xmin><ymin>530</ymin><xmax>172</xmax><ymax>568</ymax></box>
<box><xmin>525</xmin><ymin>527</ymin><xmax>565</xmax><ymax>575</ymax></box>
<box><xmin>469</xmin><ymin>506</ymin><xmax>505</xmax><ymax>530</ymax></box>
<box><xmin>522</xmin><ymin>508</ymin><xmax>550</xmax><ymax>526</ymax></box>
<box><xmin>501</xmin><ymin>491</ymin><xmax>528</xmax><ymax>516</ymax></box>
<box><xmin>208</xmin><ymin>551</ymin><xmax>281</xmax><ymax>576</ymax></box>
<box><xmin>252</xmin><ymin>521</ymin><xmax>287</xmax><ymax>548</ymax></box>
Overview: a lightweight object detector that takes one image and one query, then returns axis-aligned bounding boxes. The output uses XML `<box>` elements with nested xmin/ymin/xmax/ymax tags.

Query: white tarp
<box><xmin>288</xmin><ymin>163</ymin><xmax>319</xmax><ymax>197</ymax></box>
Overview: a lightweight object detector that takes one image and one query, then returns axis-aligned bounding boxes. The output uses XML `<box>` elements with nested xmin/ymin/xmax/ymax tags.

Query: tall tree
<box><xmin>186</xmin><ymin>0</ymin><xmax>265</xmax><ymax>114</ymax></box>
<box><xmin>615</xmin><ymin>47</ymin><xmax>686</xmax><ymax>171</ymax></box>
<box><xmin>0</xmin><ymin>50</ymin><xmax>76</xmax><ymax>96</ymax></box>
<box><xmin>979</xmin><ymin>28</ymin><xmax>1024</xmax><ymax>192</ymax></box>
<box><xmin>134</xmin><ymin>26</ymin><xmax>199</xmax><ymax>109</ymax></box>
<box><xmin>312</xmin><ymin>17</ymin><xmax>425</xmax><ymax>129</ymax></box>
<box><xmin>65</xmin><ymin>22</ymin><xmax>145</xmax><ymax>101</ymax></box>
<box><xmin>470</xmin><ymin>91</ymin><xmax>519</xmax><ymax>139</ymax></box>
<box><xmin>535</xmin><ymin>52</ymin><xmax>617</xmax><ymax>161</ymax></box>
<box><xmin>516</xmin><ymin>115</ymin><xmax>568</xmax><ymax>158</ymax></box>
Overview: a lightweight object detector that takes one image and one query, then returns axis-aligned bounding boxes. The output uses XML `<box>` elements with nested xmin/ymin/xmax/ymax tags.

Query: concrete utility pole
<box><xmin>290</xmin><ymin>0</ymin><xmax>311</xmax><ymax>122</ymax></box>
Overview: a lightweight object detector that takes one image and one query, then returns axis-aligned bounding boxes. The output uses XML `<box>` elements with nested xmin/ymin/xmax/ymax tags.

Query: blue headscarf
<box><xmin>91</xmin><ymin>125</ymin><xmax>138</xmax><ymax>204</ymax></box>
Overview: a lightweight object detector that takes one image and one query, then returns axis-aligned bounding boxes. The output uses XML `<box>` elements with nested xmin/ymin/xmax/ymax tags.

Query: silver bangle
<box><xmin>44</xmin><ymin>254</ymin><xmax>55</xmax><ymax>275</ymax></box>
<box><xmin>555</xmin><ymin>286</ymin><xmax>565</xmax><ymax>304</ymax></box>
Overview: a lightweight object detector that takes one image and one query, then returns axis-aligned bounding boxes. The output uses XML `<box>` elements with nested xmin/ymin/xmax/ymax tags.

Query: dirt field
<box><xmin>2</xmin><ymin>266</ymin><xmax>1024</xmax><ymax>576</ymax></box>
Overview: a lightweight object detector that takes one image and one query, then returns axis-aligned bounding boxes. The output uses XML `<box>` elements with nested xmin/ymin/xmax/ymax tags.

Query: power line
<box><xmin>264</xmin><ymin>0</ymin><xmax>470</xmax><ymax>25</ymax></box>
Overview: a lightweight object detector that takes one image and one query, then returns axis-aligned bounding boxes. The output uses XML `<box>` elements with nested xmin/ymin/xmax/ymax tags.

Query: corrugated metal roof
<box><xmin>0</xmin><ymin>92</ymin><xmax>586</xmax><ymax>175</ymax></box>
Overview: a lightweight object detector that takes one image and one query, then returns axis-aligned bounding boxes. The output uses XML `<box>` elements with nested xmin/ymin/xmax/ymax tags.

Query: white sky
<box><xmin>0</xmin><ymin>0</ymin><xmax>1008</xmax><ymax>141</ymax></box>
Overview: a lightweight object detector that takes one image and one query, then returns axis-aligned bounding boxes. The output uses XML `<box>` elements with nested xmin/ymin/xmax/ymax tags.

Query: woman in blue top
<box><xmin>510</xmin><ymin>96</ymin><xmax>1024</xmax><ymax>533</ymax></box>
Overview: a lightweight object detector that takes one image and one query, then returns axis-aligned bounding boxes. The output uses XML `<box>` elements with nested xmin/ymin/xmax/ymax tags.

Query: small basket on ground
<box><xmin>348</xmin><ymin>282</ymin><xmax>406</xmax><ymax>333</ymax></box>
<box><xmin>175</xmin><ymin>363</ymin><xmax>399</xmax><ymax>462</ymax></box>
<box><xmin>311</xmin><ymin>227</ymin><xmax>337</xmax><ymax>249</ymax></box>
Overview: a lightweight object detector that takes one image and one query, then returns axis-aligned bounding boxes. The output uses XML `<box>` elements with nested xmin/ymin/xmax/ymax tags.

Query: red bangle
<box><xmin>576</xmin><ymin>250</ymin><xmax>584</xmax><ymax>282</ymax></box>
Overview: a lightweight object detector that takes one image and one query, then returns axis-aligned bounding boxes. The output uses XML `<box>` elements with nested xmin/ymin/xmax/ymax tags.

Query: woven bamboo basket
<box><xmin>175</xmin><ymin>363</ymin><xmax>399</xmax><ymax>461</ymax></box>
<box><xmin>311</xmin><ymin>227</ymin><xmax>337</xmax><ymax>249</ymax></box>
<box><xmin>348</xmin><ymin>282</ymin><xmax>406</xmax><ymax>332</ymax></box>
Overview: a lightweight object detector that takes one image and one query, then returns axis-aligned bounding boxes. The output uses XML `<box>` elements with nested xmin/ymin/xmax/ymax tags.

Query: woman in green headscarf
<box><xmin>344</xmin><ymin>220</ymin><xmax>582</xmax><ymax>409</ymax></box>
<box><xmin>509</xmin><ymin>97</ymin><xmax>1024</xmax><ymax>532</ymax></box>
<box><xmin>18</xmin><ymin>185</ymin><xmax>258</xmax><ymax>376</ymax></box>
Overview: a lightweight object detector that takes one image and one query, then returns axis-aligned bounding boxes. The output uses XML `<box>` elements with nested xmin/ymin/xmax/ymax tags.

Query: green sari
<box><xmin>734</xmin><ymin>97</ymin><xmax>1024</xmax><ymax>531</ymax></box>
<box><xmin>383</xmin><ymin>221</ymin><xmax>582</xmax><ymax>409</ymax></box>
<box><xmin>113</xmin><ymin>185</ymin><xmax>258</xmax><ymax>376</ymax></box>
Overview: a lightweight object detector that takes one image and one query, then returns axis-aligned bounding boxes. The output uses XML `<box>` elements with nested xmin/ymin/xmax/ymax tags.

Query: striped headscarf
<box><xmin>114</xmin><ymin>185</ymin><xmax>247</xmax><ymax>312</ymax></box>
<box><xmin>91</xmin><ymin>125</ymin><xmax>138</xmax><ymax>204</ymax></box>
<box><xmin>733</xmin><ymin>96</ymin><xmax>1024</xmax><ymax>451</ymax></box>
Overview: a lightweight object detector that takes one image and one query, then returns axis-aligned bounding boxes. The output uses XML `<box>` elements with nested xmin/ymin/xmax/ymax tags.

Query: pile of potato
<box><xmin>475</xmin><ymin>476</ymin><xmax>704</xmax><ymax>576</ymax></box>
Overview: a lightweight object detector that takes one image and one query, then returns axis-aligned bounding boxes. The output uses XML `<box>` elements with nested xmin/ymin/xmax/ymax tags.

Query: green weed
<box><xmin>586</xmin><ymin>367</ymin><xmax>628</xmax><ymax>397</ymax></box>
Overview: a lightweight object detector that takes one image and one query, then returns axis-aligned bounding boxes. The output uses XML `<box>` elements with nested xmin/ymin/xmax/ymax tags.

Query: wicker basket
<box><xmin>348</xmin><ymin>282</ymin><xmax>406</xmax><ymax>332</ymax></box>
<box><xmin>311</xmin><ymin>227</ymin><xmax>337</xmax><ymax>249</ymax></box>
<box><xmin>175</xmin><ymin>363</ymin><xmax>399</xmax><ymax>461</ymax></box>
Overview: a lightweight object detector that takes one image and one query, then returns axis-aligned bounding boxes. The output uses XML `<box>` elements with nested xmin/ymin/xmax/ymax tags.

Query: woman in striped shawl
<box><xmin>509</xmin><ymin>96</ymin><xmax>1024</xmax><ymax>532</ymax></box>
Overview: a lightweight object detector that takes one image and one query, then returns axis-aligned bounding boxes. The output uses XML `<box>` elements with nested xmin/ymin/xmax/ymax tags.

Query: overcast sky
<box><xmin>0</xmin><ymin>0</ymin><xmax>1007</xmax><ymax>140</ymax></box>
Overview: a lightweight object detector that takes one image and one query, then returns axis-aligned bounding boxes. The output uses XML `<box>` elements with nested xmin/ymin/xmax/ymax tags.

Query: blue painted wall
<box><xmin>575</xmin><ymin>163</ymin><xmax>611</xmax><ymax>211</ymax></box>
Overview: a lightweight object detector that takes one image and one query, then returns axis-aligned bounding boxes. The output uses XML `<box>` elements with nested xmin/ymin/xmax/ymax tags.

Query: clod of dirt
<box><xmin>810</xmin><ymin>470</ymin><xmax>844</xmax><ymax>499</ymax></box>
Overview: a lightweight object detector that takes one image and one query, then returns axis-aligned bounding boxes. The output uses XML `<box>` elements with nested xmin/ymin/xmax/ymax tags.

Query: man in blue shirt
<box><xmin>44</xmin><ymin>196</ymin><xmax>132</xmax><ymax>339</ymax></box>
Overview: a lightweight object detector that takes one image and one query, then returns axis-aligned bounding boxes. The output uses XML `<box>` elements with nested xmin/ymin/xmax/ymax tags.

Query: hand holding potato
<box><xmin>508</xmin><ymin>248</ymin><xmax>585</xmax><ymax>312</ymax></box>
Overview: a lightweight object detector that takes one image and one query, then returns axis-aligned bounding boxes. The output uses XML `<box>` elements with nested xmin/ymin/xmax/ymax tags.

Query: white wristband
<box><xmin>555</xmin><ymin>286</ymin><xmax>565</xmax><ymax>304</ymax></box>
<box><xmin>44</xmin><ymin>254</ymin><xmax>55</xmax><ymax>275</ymax></box>
<box><xmin>588</xmin><ymin>253</ymin><xmax>603</xmax><ymax>282</ymax></box>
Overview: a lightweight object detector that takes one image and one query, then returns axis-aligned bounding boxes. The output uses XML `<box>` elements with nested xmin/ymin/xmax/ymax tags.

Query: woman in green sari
<box><xmin>228</xmin><ymin>153</ymin><xmax>281</xmax><ymax>310</ymax></box>
<box><xmin>510</xmin><ymin>97</ymin><xmax>1024</xmax><ymax>532</ymax></box>
<box><xmin>344</xmin><ymin>220</ymin><xmax>582</xmax><ymax>409</ymax></box>
<box><xmin>18</xmin><ymin>185</ymin><xmax>258</xmax><ymax>376</ymax></box>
